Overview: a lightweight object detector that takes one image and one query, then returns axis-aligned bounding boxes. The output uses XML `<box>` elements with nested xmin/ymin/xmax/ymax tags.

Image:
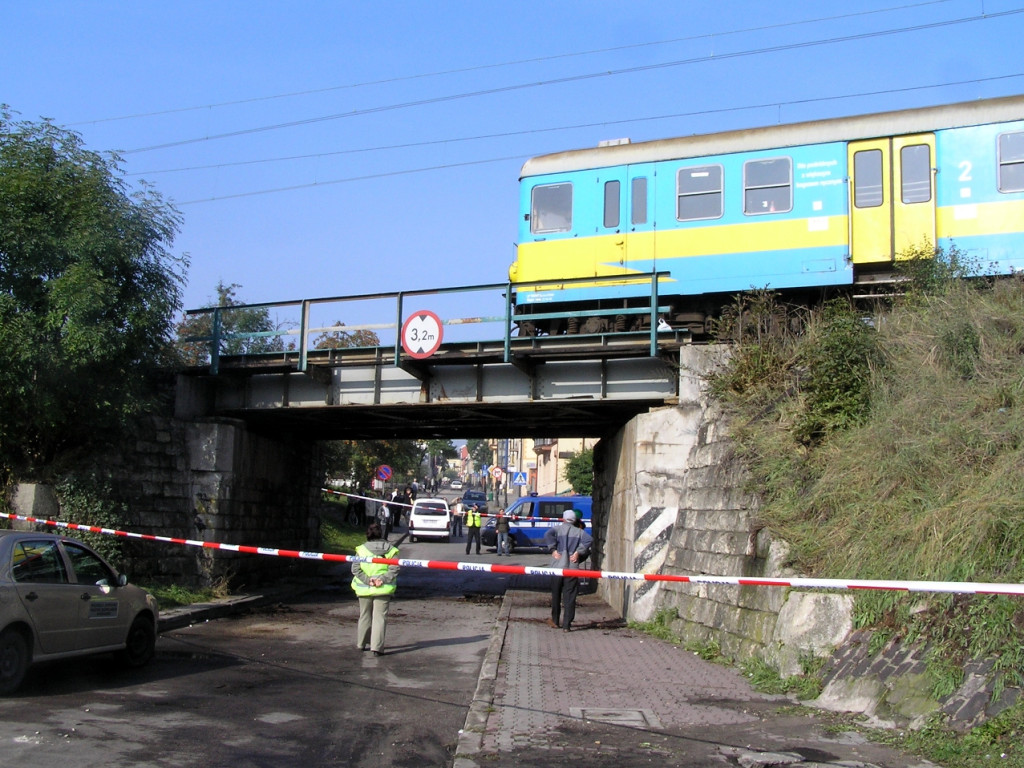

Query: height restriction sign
<box><xmin>401</xmin><ymin>310</ymin><xmax>443</xmax><ymax>359</ymax></box>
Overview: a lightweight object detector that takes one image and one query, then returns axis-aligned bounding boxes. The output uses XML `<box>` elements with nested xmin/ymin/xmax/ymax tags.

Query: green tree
<box><xmin>321</xmin><ymin>439</ymin><xmax>423</xmax><ymax>489</ymax></box>
<box><xmin>313</xmin><ymin>321</ymin><xmax>380</xmax><ymax>350</ymax></box>
<box><xmin>175</xmin><ymin>282</ymin><xmax>286</xmax><ymax>366</ymax></box>
<box><xmin>421</xmin><ymin>438</ymin><xmax>457</xmax><ymax>484</ymax></box>
<box><xmin>564</xmin><ymin>448</ymin><xmax>594</xmax><ymax>495</ymax></box>
<box><xmin>0</xmin><ymin>108</ymin><xmax>185</xmax><ymax>476</ymax></box>
<box><xmin>466</xmin><ymin>438</ymin><xmax>491</xmax><ymax>468</ymax></box>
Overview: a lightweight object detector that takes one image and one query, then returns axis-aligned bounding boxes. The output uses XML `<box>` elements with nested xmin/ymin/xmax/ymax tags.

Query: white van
<box><xmin>407</xmin><ymin>498</ymin><xmax>451</xmax><ymax>543</ymax></box>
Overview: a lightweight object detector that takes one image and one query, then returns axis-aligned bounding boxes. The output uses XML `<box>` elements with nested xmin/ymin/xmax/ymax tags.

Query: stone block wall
<box><xmin>593</xmin><ymin>344</ymin><xmax>1020</xmax><ymax>730</ymax></box>
<box><xmin>9</xmin><ymin>384</ymin><xmax>324</xmax><ymax>589</ymax></box>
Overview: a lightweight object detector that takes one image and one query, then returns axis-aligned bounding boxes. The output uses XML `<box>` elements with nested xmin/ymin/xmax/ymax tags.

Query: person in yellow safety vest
<box><xmin>351</xmin><ymin>522</ymin><xmax>400</xmax><ymax>656</ymax></box>
<box><xmin>464</xmin><ymin>504</ymin><xmax>483</xmax><ymax>555</ymax></box>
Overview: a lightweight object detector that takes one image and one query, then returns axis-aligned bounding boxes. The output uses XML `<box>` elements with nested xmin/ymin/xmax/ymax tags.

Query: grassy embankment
<box><xmin>655</xmin><ymin>252</ymin><xmax>1024</xmax><ymax>766</ymax></box>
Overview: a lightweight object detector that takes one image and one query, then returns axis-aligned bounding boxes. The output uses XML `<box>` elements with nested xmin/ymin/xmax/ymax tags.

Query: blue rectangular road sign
<box><xmin>512</xmin><ymin>471</ymin><xmax>528</xmax><ymax>486</ymax></box>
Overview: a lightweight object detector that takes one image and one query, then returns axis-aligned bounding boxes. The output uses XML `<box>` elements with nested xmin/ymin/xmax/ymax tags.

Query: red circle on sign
<box><xmin>401</xmin><ymin>310</ymin><xmax>444</xmax><ymax>359</ymax></box>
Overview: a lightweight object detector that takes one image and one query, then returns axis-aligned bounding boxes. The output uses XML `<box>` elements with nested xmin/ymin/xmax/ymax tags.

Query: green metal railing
<box><xmin>180</xmin><ymin>272</ymin><xmax>673</xmax><ymax>374</ymax></box>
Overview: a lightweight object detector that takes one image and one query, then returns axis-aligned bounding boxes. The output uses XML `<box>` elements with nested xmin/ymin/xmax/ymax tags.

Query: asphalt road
<box><xmin>0</xmin><ymin>537</ymin><xmax>531</xmax><ymax>768</ymax></box>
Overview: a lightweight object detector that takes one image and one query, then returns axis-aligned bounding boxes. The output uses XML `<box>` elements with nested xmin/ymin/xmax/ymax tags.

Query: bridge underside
<box><xmin>177</xmin><ymin>335</ymin><xmax>686</xmax><ymax>440</ymax></box>
<box><xmin>212</xmin><ymin>398</ymin><xmax>669</xmax><ymax>440</ymax></box>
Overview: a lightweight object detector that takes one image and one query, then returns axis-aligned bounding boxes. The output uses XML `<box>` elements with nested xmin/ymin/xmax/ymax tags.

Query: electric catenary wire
<box><xmin>5</xmin><ymin>512</ymin><xmax>1024</xmax><ymax>596</ymax></box>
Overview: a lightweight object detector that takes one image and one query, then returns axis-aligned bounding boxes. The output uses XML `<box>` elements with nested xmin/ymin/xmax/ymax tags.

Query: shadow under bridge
<box><xmin>175</xmin><ymin>275</ymin><xmax>689</xmax><ymax>440</ymax></box>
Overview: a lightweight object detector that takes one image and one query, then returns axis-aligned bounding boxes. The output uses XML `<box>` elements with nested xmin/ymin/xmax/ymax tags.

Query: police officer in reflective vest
<box><xmin>465</xmin><ymin>504</ymin><xmax>482</xmax><ymax>555</ymax></box>
<box><xmin>351</xmin><ymin>522</ymin><xmax>400</xmax><ymax>656</ymax></box>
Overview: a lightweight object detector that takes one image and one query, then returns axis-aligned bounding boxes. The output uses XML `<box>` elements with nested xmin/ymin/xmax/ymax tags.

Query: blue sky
<box><xmin>3</xmin><ymin>0</ymin><xmax>1023</xmax><ymax>325</ymax></box>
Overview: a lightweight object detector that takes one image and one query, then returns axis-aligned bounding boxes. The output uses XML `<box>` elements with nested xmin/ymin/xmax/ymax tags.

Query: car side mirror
<box><xmin>117</xmin><ymin>573</ymin><xmax>128</xmax><ymax>587</ymax></box>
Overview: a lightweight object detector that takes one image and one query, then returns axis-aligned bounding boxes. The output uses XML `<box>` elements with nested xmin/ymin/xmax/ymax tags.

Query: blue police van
<box><xmin>481</xmin><ymin>495</ymin><xmax>592</xmax><ymax>551</ymax></box>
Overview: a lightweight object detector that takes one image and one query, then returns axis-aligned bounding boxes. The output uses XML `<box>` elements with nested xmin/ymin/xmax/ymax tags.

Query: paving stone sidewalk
<box><xmin>455</xmin><ymin>585</ymin><xmax>938</xmax><ymax>768</ymax></box>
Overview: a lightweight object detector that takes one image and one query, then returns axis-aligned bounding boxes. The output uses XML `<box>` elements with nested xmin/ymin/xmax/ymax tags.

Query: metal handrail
<box><xmin>180</xmin><ymin>271</ymin><xmax>671</xmax><ymax>374</ymax></box>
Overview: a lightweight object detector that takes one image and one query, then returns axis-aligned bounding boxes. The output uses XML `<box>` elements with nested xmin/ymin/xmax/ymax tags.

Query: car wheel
<box><xmin>0</xmin><ymin>628</ymin><xmax>30</xmax><ymax>695</ymax></box>
<box><xmin>119</xmin><ymin>615</ymin><xmax>156</xmax><ymax>668</ymax></box>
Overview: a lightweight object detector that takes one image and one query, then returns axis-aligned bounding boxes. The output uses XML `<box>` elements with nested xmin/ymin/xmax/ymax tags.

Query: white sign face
<box><xmin>401</xmin><ymin>310</ymin><xmax>443</xmax><ymax>359</ymax></box>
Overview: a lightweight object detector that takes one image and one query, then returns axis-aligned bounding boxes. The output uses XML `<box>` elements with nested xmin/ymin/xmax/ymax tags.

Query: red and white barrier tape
<box><xmin>5</xmin><ymin>512</ymin><xmax>1024</xmax><ymax>595</ymax></box>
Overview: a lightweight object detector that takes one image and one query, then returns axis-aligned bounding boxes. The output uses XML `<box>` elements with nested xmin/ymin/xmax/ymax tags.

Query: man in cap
<box><xmin>543</xmin><ymin>508</ymin><xmax>592</xmax><ymax>632</ymax></box>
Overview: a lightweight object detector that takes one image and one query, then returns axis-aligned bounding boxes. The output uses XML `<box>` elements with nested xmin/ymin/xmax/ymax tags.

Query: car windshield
<box><xmin>415</xmin><ymin>504</ymin><xmax>447</xmax><ymax>516</ymax></box>
<box><xmin>463</xmin><ymin>492</ymin><xmax>486</xmax><ymax>502</ymax></box>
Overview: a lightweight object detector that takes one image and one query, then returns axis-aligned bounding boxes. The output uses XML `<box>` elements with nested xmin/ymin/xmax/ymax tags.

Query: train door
<box><xmin>849</xmin><ymin>134</ymin><xmax>936</xmax><ymax>264</ymax></box>
<box><xmin>593</xmin><ymin>168</ymin><xmax>631</xmax><ymax>276</ymax></box>
<box><xmin>625</xmin><ymin>163</ymin><xmax>656</xmax><ymax>276</ymax></box>
<box><xmin>592</xmin><ymin>164</ymin><xmax>656</xmax><ymax>276</ymax></box>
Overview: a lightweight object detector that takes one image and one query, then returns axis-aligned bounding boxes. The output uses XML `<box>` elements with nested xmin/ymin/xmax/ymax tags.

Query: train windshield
<box><xmin>531</xmin><ymin>183</ymin><xmax>572</xmax><ymax>234</ymax></box>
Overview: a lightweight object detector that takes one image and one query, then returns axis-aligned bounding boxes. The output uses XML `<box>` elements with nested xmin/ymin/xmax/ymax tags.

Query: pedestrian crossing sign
<box><xmin>511</xmin><ymin>471</ymin><xmax>528</xmax><ymax>486</ymax></box>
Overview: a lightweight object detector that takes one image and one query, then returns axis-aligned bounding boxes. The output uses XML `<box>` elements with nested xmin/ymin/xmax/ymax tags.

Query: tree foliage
<box><xmin>312</xmin><ymin>322</ymin><xmax>380</xmax><ymax>350</ymax></box>
<box><xmin>564</xmin><ymin>448</ymin><xmax>594</xmax><ymax>495</ymax></box>
<box><xmin>466</xmin><ymin>438</ymin><xmax>492</xmax><ymax>468</ymax></box>
<box><xmin>175</xmin><ymin>282</ymin><xmax>285</xmax><ymax>366</ymax></box>
<box><xmin>321</xmin><ymin>440</ymin><xmax>423</xmax><ymax>488</ymax></box>
<box><xmin>0</xmin><ymin>108</ymin><xmax>185</xmax><ymax>476</ymax></box>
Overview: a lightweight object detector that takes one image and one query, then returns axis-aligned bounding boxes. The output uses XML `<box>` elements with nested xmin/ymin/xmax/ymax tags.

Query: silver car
<box><xmin>0</xmin><ymin>530</ymin><xmax>159</xmax><ymax>694</ymax></box>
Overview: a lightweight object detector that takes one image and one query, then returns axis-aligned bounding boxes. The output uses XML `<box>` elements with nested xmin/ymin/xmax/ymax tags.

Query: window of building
<box><xmin>999</xmin><ymin>131</ymin><xmax>1024</xmax><ymax>193</ymax></box>
<box><xmin>901</xmin><ymin>144</ymin><xmax>932</xmax><ymax>203</ymax></box>
<box><xmin>854</xmin><ymin>149</ymin><xmax>884</xmax><ymax>208</ymax></box>
<box><xmin>744</xmin><ymin>157</ymin><xmax>791</xmax><ymax>214</ymax></box>
<box><xmin>676</xmin><ymin>165</ymin><xmax>723</xmax><ymax>221</ymax></box>
<box><xmin>631</xmin><ymin>177</ymin><xmax>648</xmax><ymax>225</ymax></box>
<box><xmin>530</xmin><ymin>182</ymin><xmax>573</xmax><ymax>233</ymax></box>
<box><xmin>603</xmin><ymin>180</ymin><xmax>620</xmax><ymax>228</ymax></box>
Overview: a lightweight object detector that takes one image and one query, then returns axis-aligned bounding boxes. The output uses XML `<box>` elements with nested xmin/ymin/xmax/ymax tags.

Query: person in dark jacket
<box><xmin>495</xmin><ymin>508</ymin><xmax>511</xmax><ymax>555</ymax></box>
<box><xmin>543</xmin><ymin>509</ymin><xmax>592</xmax><ymax>632</ymax></box>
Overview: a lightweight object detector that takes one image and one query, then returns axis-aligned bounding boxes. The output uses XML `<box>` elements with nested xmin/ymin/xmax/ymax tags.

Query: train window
<box><xmin>998</xmin><ymin>131</ymin><xmax>1024</xmax><ymax>193</ymax></box>
<box><xmin>901</xmin><ymin>144</ymin><xmax>932</xmax><ymax>204</ymax></box>
<box><xmin>531</xmin><ymin>183</ymin><xmax>573</xmax><ymax>234</ymax></box>
<box><xmin>631</xmin><ymin>177</ymin><xmax>648</xmax><ymax>225</ymax></box>
<box><xmin>677</xmin><ymin>165</ymin><xmax>722</xmax><ymax>221</ymax></box>
<box><xmin>854</xmin><ymin>149</ymin><xmax>884</xmax><ymax>208</ymax></box>
<box><xmin>604</xmin><ymin>180</ymin><xmax>620</xmax><ymax>228</ymax></box>
<box><xmin>744</xmin><ymin>157</ymin><xmax>792</xmax><ymax>215</ymax></box>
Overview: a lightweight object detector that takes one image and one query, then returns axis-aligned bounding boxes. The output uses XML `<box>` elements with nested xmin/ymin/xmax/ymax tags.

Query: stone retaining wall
<box><xmin>9</xmin><ymin>385</ymin><xmax>323</xmax><ymax>588</ymax></box>
<box><xmin>594</xmin><ymin>344</ymin><xmax>1020</xmax><ymax>729</ymax></box>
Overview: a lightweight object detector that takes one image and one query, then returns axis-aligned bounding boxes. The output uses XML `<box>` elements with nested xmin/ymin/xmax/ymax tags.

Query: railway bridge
<box><xmin>168</xmin><ymin>274</ymin><xmax>712</xmax><ymax>615</ymax></box>
<box><xmin>176</xmin><ymin>275</ymin><xmax>691</xmax><ymax>439</ymax></box>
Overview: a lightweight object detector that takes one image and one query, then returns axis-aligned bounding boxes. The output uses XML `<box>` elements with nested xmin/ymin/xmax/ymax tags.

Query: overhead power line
<box><xmin>134</xmin><ymin>72</ymin><xmax>1024</xmax><ymax>179</ymax></box>
<box><xmin>69</xmin><ymin>0</ymin><xmax>959</xmax><ymax>128</ymax></box>
<box><xmin>122</xmin><ymin>6</ymin><xmax>1023</xmax><ymax>155</ymax></box>
<box><xmin>173</xmin><ymin>73</ymin><xmax>1024</xmax><ymax>206</ymax></box>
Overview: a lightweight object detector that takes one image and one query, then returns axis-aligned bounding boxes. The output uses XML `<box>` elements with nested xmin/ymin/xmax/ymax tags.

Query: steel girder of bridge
<box><xmin>177</xmin><ymin>332</ymin><xmax>687</xmax><ymax>440</ymax></box>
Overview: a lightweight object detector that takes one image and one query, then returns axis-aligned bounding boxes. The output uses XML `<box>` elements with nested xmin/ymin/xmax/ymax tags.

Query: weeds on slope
<box><xmin>705</xmin><ymin>249</ymin><xmax>1024</xmax><ymax>744</ymax></box>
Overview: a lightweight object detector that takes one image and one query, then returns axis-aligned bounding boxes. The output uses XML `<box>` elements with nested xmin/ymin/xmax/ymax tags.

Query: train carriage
<box><xmin>509</xmin><ymin>95</ymin><xmax>1024</xmax><ymax>336</ymax></box>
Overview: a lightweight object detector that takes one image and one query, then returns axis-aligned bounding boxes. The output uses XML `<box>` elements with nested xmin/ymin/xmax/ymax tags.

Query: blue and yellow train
<box><xmin>509</xmin><ymin>95</ymin><xmax>1024</xmax><ymax>336</ymax></box>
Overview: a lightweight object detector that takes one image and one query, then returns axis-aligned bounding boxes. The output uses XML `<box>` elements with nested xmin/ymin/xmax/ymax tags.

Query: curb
<box><xmin>453</xmin><ymin>587</ymin><xmax>513</xmax><ymax>768</ymax></box>
<box><xmin>156</xmin><ymin>578</ymin><xmax>329</xmax><ymax>634</ymax></box>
